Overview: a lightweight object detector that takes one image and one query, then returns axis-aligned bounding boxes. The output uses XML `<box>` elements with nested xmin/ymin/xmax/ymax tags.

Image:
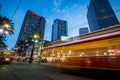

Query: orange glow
<box><xmin>113</xmin><ymin>49</ymin><xmax>118</xmax><ymax>55</ymax></box>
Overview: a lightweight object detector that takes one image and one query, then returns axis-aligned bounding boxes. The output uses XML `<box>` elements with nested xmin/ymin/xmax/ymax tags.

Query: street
<box><xmin>0</xmin><ymin>62</ymin><xmax>120</xmax><ymax>80</ymax></box>
<box><xmin>0</xmin><ymin>62</ymin><xmax>91</xmax><ymax>80</ymax></box>
<box><xmin>0</xmin><ymin>0</ymin><xmax>120</xmax><ymax>80</ymax></box>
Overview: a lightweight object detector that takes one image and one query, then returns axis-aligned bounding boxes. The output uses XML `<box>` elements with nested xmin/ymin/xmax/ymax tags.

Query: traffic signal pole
<box><xmin>29</xmin><ymin>42</ymin><xmax>35</xmax><ymax>63</ymax></box>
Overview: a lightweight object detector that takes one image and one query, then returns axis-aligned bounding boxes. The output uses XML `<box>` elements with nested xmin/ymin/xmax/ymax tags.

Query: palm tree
<box><xmin>0</xmin><ymin>16</ymin><xmax>14</xmax><ymax>48</ymax></box>
<box><xmin>27</xmin><ymin>31</ymin><xmax>42</xmax><ymax>63</ymax></box>
<box><xmin>0</xmin><ymin>38</ymin><xmax>7</xmax><ymax>48</ymax></box>
<box><xmin>0</xmin><ymin>16</ymin><xmax>14</xmax><ymax>37</ymax></box>
<box><xmin>27</xmin><ymin>31</ymin><xmax>42</xmax><ymax>43</ymax></box>
<box><xmin>15</xmin><ymin>41</ymin><xmax>25</xmax><ymax>56</ymax></box>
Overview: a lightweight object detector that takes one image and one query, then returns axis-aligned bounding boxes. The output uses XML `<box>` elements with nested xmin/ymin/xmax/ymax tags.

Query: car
<box><xmin>0</xmin><ymin>50</ymin><xmax>15</xmax><ymax>64</ymax></box>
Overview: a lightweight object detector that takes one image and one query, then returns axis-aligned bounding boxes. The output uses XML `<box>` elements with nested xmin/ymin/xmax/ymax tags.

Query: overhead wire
<box><xmin>0</xmin><ymin>5</ymin><xmax>2</xmax><ymax>16</ymax></box>
<box><xmin>11</xmin><ymin>0</ymin><xmax>22</xmax><ymax>19</ymax></box>
<box><xmin>45</xmin><ymin>0</ymin><xmax>70</xmax><ymax>18</ymax></box>
<box><xmin>115</xmin><ymin>9</ymin><xmax>120</xmax><ymax>13</ymax></box>
<box><xmin>44</xmin><ymin>0</ymin><xmax>88</xmax><ymax>39</ymax></box>
<box><xmin>45</xmin><ymin>0</ymin><xmax>87</xmax><ymax>28</ymax></box>
<box><xmin>68</xmin><ymin>21</ymin><xmax>88</xmax><ymax>31</ymax></box>
<box><xmin>44</xmin><ymin>0</ymin><xmax>71</xmax><ymax>39</ymax></box>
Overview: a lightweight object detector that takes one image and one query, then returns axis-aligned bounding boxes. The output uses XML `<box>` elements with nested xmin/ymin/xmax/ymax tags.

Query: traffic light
<box><xmin>31</xmin><ymin>38</ymin><xmax>38</xmax><ymax>43</ymax></box>
<box><xmin>35</xmin><ymin>40</ymin><xmax>38</xmax><ymax>43</ymax></box>
<box><xmin>32</xmin><ymin>38</ymin><xmax>35</xmax><ymax>42</ymax></box>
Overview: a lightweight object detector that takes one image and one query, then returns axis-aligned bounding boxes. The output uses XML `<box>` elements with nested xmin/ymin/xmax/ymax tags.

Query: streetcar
<box><xmin>42</xmin><ymin>25</ymin><xmax>120</xmax><ymax>70</ymax></box>
<box><xmin>0</xmin><ymin>50</ymin><xmax>15</xmax><ymax>64</ymax></box>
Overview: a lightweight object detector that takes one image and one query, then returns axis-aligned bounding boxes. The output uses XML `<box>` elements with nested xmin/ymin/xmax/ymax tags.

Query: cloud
<box><xmin>44</xmin><ymin>17</ymin><xmax>54</xmax><ymax>41</ymax></box>
<box><xmin>61</xmin><ymin>4</ymin><xmax>88</xmax><ymax>37</ymax></box>
<box><xmin>53</xmin><ymin>0</ymin><xmax>66</xmax><ymax>7</ymax></box>
<box><xmin>53</xmin><ymin>0</ymin><xmax>58</xmax><ymax>6</ymax></box>
<box><xmin>45</xmin><ymin>3</ymin><xmax>89</xmax><ymax>39</ymax></box>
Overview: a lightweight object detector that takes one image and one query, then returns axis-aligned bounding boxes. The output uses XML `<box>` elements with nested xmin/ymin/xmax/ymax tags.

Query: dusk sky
<box><xmin>0</xmin><ymin>0</ymin><xmax>120</xmax><ymax>49</ymax></box>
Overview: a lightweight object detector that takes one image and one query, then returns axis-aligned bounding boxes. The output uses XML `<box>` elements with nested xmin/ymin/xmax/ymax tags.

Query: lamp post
<box><xmin>29</xmin><ymin>42</ymin><xmax>35</xmax><ymax>63</ymax></box>
<box><xmin>38</xmin><ymin>41</ymin><xmax>44</xmax><ymax>63</ymax></box>
<box><xmin>0</xmin><ymin>24</ymin><xmax>9</xmax><ymax>38</ymax></box>
<box><xmin>29</xmin><ymin>34</ymin><xmax>38</xmax><ymax>64</ymax></box>
<box><xmin>0</xmin><ymin>24</ymin><xmax>9</xmax><ymax>47</ymax></box>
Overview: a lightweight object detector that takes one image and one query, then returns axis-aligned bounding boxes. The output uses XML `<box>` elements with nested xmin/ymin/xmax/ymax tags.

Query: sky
<box><xmin>0</xmin><ymin>0</ymin><xmax>120</xmax><ymax>49</ymax></box>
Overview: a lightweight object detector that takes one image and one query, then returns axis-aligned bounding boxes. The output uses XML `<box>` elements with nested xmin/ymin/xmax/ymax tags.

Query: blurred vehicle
<box><xmin>42</xmin><ymin>25</ymin><xmax>120</xmax><ymax>70</ymax></box>
<box><xmin>0</xmin><ymin>50</ymin><xmax>15</xmax><ymax>64</ymax></box>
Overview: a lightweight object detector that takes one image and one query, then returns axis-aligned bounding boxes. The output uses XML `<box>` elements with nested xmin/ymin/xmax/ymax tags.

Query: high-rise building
<box><xmin>79</xmin><ymin>27</ymin><xmax>89</xmax><ymax>35</ymax></box>
<box><xmin>52</xmin><ymin>19</ymin><xmax>68</xmax><ymax>41</ymax></box>
<box><xmin>17</xmin><ymin>10</ymin><xmax>46</xmax><ymax>42</ymax></box>
<box><xmin>16</xmin><ymin>10</ymin><xmax>46</xmax><ymax>56</ymax></box>
<box><xmin>87</xmin><ymin>0</ymin><xmax>119</xmax><ymax>32</ymax></box>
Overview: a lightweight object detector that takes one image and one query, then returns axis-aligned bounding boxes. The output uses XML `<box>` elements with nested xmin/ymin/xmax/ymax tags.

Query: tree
<box><xmin>0</xmin><ymin>16</ymin><xmax>14</xmax><ymax>37</ymax></box>
<box><xmin>27</xmin><ymin>31</ymin><xmax>42</xmax><ymax>63</ymax></box>
<box><xmin>27</xmin><ymin>31</ymin><xmax>42</xmax><ymax>44</ymax></box>
<box><xmin>0</xmin><ymin>38</ymin><xmax>7</xmax><ymax>48</ymax></box>
<box><xmin>15</xmin><ymin>41</ymin><xmax>25</xmax><ymax>56</ymax></box>
<box><xmin>0</xmin><ymin>16</ymin><xmax>14</xmax><ymax>48</ymax></box>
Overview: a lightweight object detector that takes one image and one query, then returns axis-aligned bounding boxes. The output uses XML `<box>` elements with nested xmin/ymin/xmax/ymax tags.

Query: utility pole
<box><xmin>29</xmin><ymin>42</ymin><xmax>35</xmax><ymax>63</ymax></box>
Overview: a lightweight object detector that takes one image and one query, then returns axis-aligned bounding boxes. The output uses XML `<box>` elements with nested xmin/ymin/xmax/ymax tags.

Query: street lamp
<box><xmin>0</xmin><ymin>17</ymin><xmax>14</xmax><ymax>48</ymax></box>
<box><xmin>29</xmin><ymin>33</ymin><xmax>39</xmax><ymax>63</ymax></box>
<box><xmin>0</xmin><ymin>24</ymin><xmax>9</xmax><ymax>41</ymax></box>
<box><xmin>38</xmin><ymin>41</ymin><xmax>44</xmax><ymax>63</ymax></box>
<box><xmin>0</xmin><ymin>24</ymin><xmax>9</xmax><ymax>37</ymax></box>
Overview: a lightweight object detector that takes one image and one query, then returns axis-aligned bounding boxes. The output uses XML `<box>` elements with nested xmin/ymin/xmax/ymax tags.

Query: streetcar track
<box><xmin>6</xmin><ymin>64</ymin><xmax>54</xmax><ymax>80</ymax></box>
<box><xmin>3</xmin><ymin>66</ymin><xmax>22</xmax><ymax>80</ymax></box>
<box><xmin>42</xmin><ymin>76</ymin><xmax>54</xmax><ymax>80</ymax></box>
<box><xmin>10</xmin><ymin>64</ymin><xmax>33</xmax><ymax>73</ymax></box>
<box><xmin>2</xmin><ymin>63</ymin><xmax>92</xmax><ymax>80</ymax></box>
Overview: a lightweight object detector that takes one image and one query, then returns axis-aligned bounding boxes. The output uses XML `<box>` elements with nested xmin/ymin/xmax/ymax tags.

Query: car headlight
<box><xmin>5</xmin><ymin>58</ymin><xmax>10</xmax><ymax>61</ymax></box>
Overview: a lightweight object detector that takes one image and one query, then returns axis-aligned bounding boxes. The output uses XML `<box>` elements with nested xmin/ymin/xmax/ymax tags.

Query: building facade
<box><xmin>17</xmin><ymin>10</ymin><xmax>46</xmax><ymax>42</ymax></box>
<box><xmin>87</xmin><ymin>0</ymin><xmax>119</xmax><ymax>32</ymax></box>
<box><xmin>52</xmin><ymin>19</ymin><xmax>68</xmax><ymax>41</ymax></box>
<box><xmin>16</xmin><ymin>10</ymin><xmax>46</xmax><ymax>56</ymax></box>
<box><xmin>79</xmin><ymin>27</ymin><xmax>89</xmax><ymax>35</ymax></box>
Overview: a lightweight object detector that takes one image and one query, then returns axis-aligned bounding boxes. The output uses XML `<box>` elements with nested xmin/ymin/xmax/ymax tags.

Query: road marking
<box><xmin>3</xmin><ymin>66</ymin><xmax>22</xmax><ymax>80</ymax></box>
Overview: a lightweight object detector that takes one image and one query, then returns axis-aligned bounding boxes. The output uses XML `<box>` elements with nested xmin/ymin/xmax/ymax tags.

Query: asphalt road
<box><xmin>0</xmin><ymin>62</ymin><xmax>92</xmax><ymax>80</ymax></box>
<box><xmin>0</xmin><ymin>62</ymin><xmax>120</xmax><ymax>80</ymax></box>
